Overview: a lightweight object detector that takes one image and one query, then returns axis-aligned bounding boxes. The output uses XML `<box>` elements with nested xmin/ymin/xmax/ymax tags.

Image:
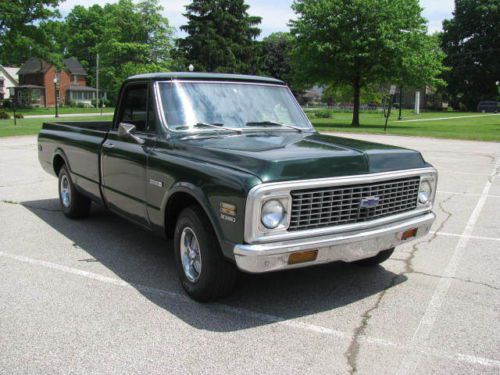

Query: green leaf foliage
<box><xmin>0</xmin><ymin>0</ymin><xmax>61</xmax><ymax>65</ymax></box>
<box><xmin>441</xmin><ymin>0</ymin><xmax>500</xmax><ymax>111</ymax></box>
<box><xmin>290</xmin><ymin>0</ymin><xmax>445</xmax><ymax>126</ymax></box>
<box><xmin>175</xmin><ymin>0</ymin><xmax>262</xmax><ymax>74</ymax></box>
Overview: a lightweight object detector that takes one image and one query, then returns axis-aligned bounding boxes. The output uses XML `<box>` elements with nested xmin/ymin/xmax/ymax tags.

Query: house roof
<box><xmin>68</xmin><ymin>85</ymin><xmax>95</xmax><ymax>91</ymax></box>
<box><xmin>18</xmin><ymin>58</ymin><xmax>52</xmax><ymax>75</ymax></box>
<box><xmin>0</xmin><ymin>65</ymin><xmax>19</xmax><ymax>85</ymax></box>
<box><xmin>18</xmin><ymin>57</ymin><xmax>88</xmax><ymax>76</ymax></box>
<box><xmin>63</xmin><ymin>57</ymin><xmax>87</xmax><ymax>76</ymax></box>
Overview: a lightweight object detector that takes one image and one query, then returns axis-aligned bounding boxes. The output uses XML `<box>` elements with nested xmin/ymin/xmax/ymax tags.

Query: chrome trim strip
<box><xmin>235</xmin><ymin>212</ymin><xmax>435</xmax><ymax>273</ymax></box>
<box><xmin>244</xmin><ymin>167</ymin><xmax>438</xmax><ymax>243</ymax></box>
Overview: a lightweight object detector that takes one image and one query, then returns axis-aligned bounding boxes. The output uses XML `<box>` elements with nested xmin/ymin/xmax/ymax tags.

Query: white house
<box><xmin>0</xmin><ymin>65</ymin><xmax>19</xmax><ymax>100</ymax></box>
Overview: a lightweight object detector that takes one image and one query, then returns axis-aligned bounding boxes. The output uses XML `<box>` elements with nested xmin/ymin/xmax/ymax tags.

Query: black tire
<box><xmin>354</xmin><ymin>248</ymin><xmax>395</xmax><ymax>266</ymax></box>
<box><xmin>174</xmin><ymin>205</ymin><xmax>238</xmax><ymax>302</ymax></box>
<box><xmin>58</xmin><ymin>166</ymin><xmax>91</xmax><ymax>219</ymax></box>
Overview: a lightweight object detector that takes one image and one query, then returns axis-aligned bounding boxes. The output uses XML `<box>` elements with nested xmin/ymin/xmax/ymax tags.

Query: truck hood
<box><xmin>174</xmin><ymin>132</ymin><xmax>426</xmax><ymax>182</ymax></box>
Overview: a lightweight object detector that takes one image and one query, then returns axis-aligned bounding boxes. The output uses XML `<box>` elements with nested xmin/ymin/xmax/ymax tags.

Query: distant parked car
<box><xmin>477</xmin><ymin>101</ymin><xmax>499</xmax><ymax>113</ymax></box>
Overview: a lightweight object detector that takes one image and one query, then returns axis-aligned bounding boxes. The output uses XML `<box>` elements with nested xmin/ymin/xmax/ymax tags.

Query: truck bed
<box><xmin>38</xmin><ymin>120</ymin><xmax>113</xmax><ymax>204</ymax></box>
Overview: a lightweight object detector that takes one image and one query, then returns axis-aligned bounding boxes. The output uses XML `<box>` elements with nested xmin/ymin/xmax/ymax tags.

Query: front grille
<box><xmin>289</xmin><ymin>176</ymin><xmax>420</xmax><ymax>231</ymax></box>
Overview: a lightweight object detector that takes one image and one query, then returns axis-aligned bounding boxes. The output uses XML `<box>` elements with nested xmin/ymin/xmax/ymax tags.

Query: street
<box><xmin>0</xmin><ymin>133</ymin><xmax>499</xmax><ymax>374</ymax></box>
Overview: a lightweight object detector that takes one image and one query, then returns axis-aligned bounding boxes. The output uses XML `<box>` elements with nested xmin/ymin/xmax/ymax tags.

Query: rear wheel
<box><xmin>58</xmin><ymin>166</ymin><xmax>91</xmax><ymax>219</ymax></box>
<box><xmin>174</xmin><ymin>205</ymin><xmax>238</xmax><ymax>302</ymax></box>
<box><xmin>354</xmin><ymin>248</ymin><xmax>395</xmax><ymax>266</ymax></box>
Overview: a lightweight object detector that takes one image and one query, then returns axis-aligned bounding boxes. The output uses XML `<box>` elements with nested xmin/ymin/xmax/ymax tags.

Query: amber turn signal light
<box><xmin>401</xmin><ymin>228</ymin><xmax>418</xmax><ymax>240</ymax></box>
<box><xmin>288</xmin><ymin>250</ymin><xmax>318</xmax><ymax>265</ymax></box>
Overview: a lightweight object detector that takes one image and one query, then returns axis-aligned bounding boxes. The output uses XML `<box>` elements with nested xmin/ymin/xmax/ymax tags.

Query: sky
<box><xmin>58</xmin><ymin>0</ymin><xmax>455</xmax><ymax>37</ymax></box>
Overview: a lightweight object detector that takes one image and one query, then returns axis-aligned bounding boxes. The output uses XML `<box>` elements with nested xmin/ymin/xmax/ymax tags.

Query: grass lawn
<box><xmin>309</xmin><ymin>111</ymin><xmax>500</xmax><ymax>142</ymax></box>
<box><xmin>1</xmin><ymin>110</ymin><xmax>498</xmax><ymax>141</ymax></box>
<box><xmin>0</xmin><ymin>116</ymin><xmax>112</xmax><ymax>137</ymax></box>
<box><xmin>3</xmin><ymin>107</ymin><xmax>115</xmax><ymax>116</ymax></box>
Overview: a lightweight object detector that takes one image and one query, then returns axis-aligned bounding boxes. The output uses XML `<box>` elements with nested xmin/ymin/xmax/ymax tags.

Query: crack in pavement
<box><xmin>411</xmin><ymin>271</ymin><xmax>499</xmax><ymax>292</ymax></box>
<box><xmin>0</xmin><ymin>199</ymin><xmax>61</xmax><ymax>213</ymax></box>
<box><xmin>344</xmin><ymin>195</ymin><xmax>455</xmax><ymax>374</ymax></box>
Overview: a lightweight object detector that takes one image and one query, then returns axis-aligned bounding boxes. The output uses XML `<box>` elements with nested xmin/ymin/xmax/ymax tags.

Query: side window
<box><xmin>118</xmin><ymin>84</ymin><xmax>148</xmax><ymax>132</ymax></box>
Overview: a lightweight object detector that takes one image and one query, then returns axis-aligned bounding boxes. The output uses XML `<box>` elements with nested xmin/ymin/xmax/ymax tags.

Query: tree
<box><xmin>291</xmin><ymin>0</ymin><xmax>445</xmax><ymax>126</ymax></box>
<box><xmin>0</xmin><ymin>0</ymin><xmax>61</xmax><ymax>65</ymax></box>
<box><xmin>96</xmin><ymin>0</ymin><xmax>174</xmax><ymax>97</ymax></box>
<box><xmin>176</xmin><ymin>0</ymin><xmax>262</xmax><ymax>73</ymax></box>
<box><xmin>260</xmin><ymin>32</ymin><xmax>294</xmax><ymax>82</ymax></box>
<box><xmin>441</xmin><ymin>0</ymin><xmax>500</xmax><ymax>111</ymax></box>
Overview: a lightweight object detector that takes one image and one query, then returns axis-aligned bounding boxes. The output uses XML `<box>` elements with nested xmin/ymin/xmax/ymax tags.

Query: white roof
<box><xmin>0</xmin><ymin>65</ymin><xmax>19</xmax><ymax>84</ymax></box>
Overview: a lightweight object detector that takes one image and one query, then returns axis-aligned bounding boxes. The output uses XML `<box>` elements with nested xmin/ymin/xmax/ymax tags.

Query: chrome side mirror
<box><xmin>118</xmin><ymin>122</ymin><xmax>145</xmax><ymax>145</ymax></box>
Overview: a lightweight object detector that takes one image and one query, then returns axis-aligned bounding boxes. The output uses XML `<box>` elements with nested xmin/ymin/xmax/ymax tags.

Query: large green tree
<box><xmin>260</xmin><ymin>32</ymin><xmax>294</xmax><ymax>82</ymax></box>
<box><xmin>291</xmin><ymin>0</ymin><xmax>445</xmax><ymax>126</ymax></box>
<box><xmin>441</xmin><ymin>0</ymin><xmax>500</xmax><ymax>110</ymax></box>
<box><xmin>0</xmin><ymin>0</ymin><xmax>61</xmax><ymax>65</ymax></box>
<box><xmin>176</xmin><ymin>0</ymin><xmax>262</xmax><ymax>73</ymax></box>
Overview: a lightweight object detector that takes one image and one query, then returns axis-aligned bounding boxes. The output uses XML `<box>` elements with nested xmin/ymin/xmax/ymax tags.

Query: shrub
<box><xmin>0</xmin><ymin>110</ymin><xmax>11</xmax><ymax>119</ymax></box>
<box><xmin>312</xmin><ymin>109</ymin><xmax>332</xmax><ymax>118</ymax></box>
<box><xmin>2</xmin><ymin>99</ymin><xmax>11</xmax><ymax>109</ymax></box>
<box><xmin>77</xmin><ymin>102</ymin><xmax>85</xmax><ymax>108</ymax></box>
<box><xmin>14</xmin><ymin>113</ymin><xmax>24</xmax><ymax>119</ymax></box>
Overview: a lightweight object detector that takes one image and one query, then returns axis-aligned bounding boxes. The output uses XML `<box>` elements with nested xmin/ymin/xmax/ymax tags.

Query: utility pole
<box><xmin>398</xmin><ymin>85</ymin><xmax>403</xmax><ymax>120</ymax></box>
<box><xmin>96</xmin><ymin>53</ymin><xmax>100</xmax><ymax>114</ymax></box>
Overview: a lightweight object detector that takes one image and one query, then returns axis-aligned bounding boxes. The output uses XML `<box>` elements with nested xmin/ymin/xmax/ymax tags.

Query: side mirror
<box><xmin>118</xmin><ymin>122</ymin><xmax>145</xmax><ymax>145</ymax></box>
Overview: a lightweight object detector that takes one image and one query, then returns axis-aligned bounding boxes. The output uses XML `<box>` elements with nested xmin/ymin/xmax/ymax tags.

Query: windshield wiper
<box><xmin>178</xmin><ymin>122</ymin><xmax>242</xmax><ymax>134</ymax></box>
<box><xmin>245</xmin><ymin>121</ymin><xmax>303</xmax><ymax>133</ymax></box>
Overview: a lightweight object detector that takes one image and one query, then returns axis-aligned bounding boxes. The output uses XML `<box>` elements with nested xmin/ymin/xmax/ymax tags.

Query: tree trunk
<box><xmin>352</xmin><ymin>77</ymin><xmax>361</xmax><ymax>127</ymax></box>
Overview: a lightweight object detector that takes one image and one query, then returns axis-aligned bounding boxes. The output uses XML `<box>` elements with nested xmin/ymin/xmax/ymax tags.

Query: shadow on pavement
<box><xmin>22</xmin><ymin>198</ymin><xmax>407</xmax><ymax>332</ymax></box>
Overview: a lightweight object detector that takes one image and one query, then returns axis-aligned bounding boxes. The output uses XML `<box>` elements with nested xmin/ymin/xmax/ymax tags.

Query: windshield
<box><xmin>158</xmin><ymin>81</ymin><xmax>312</xmax><ymax>131</ymax></box>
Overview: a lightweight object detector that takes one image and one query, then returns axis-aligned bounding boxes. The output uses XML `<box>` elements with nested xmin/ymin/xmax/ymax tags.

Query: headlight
<box><xmin>261</xmin><ymin>199</ymin><xmax>285</xmax><ymax>229</ymax></box>
<box><xmin>418</xmin><ymin>180</ymin><xmax>432</xmax><ymax>204</ymax></box>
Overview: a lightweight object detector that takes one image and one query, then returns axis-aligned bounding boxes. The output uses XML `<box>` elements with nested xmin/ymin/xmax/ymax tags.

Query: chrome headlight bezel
<box><xmin>418</xmin><ymin>172</ymin><xmax>438</xmax><ymax>208</ymax></box>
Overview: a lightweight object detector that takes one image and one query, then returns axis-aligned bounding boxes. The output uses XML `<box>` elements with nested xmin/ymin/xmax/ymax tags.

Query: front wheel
<box><xmin>354</xmin><ymin>248</ymin><xmax>395</xmax><ymax>266</ymax></box>
<box><xmin>174</xmin><ymin>205</ymin><xmax>238</xmax><ymax>302</ymax></box>
<box><xmin>58</xmin><ymin>166</ymin><xmax>91</xmax><ymax>219</ymax></box>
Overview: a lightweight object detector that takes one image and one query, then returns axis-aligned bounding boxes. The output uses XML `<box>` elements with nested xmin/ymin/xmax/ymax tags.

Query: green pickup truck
<box><xmin>38</xmin><ymin>73</ymin><xmax>437</xmax><ymax>301</ymax></box>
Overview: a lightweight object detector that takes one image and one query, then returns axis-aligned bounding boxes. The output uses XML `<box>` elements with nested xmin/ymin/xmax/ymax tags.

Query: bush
<box><xmin>312</xmin><ymin>109</ymin><xmax>332</xmax><ymax>118</ymax></box>
<box><xmin>2</xmin><ymin>99</ymin><xmax>12</xmax><ymax>109</ymax></box>
<box><xmin>77</xmin><ymin>102</ymin><xmax>85</xmax><ymax>108</ymax></box>
<box><xmin>14</xmin><ymin>113</ymin><xmax>24</xmax><ymax>119</ymax></box>
<box><xmin>91</xmin><ymin>98</ymin><xmax>112</xmax><ymax>108</ymax></box>
<box><xmin>0</xmin><ymin>110</ymin><xmax>11</xmax><ymax>119</ymax></box>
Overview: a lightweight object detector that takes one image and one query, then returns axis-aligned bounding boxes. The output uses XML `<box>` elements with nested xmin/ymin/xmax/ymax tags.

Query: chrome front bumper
<box><xmin>234</xmin><ymin>212</ymin><xmax>435</xmax><ymax>273</ymax></box>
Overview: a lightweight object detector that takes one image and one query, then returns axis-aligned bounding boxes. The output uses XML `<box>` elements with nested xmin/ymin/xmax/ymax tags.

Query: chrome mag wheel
<box><xmin>60</xmin><ymin>174</ymin><xmax>71</xmax><ymax>208</ymax></box>
<box><xmin>180</xmin><ymin>227</ymin><xmax>202</xmax><ymax>282</ymax></box>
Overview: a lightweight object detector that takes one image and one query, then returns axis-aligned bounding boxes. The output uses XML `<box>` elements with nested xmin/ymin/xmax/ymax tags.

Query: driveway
<box><xmin>0</xmin><ymin>133</ymin><xmax>499</xmax><ymax>374</ymax></box>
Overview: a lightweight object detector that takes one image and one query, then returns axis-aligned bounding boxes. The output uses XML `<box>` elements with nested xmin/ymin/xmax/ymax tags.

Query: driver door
<box><xmin>101</xmin><ymin>82</ymin><xmax>156</xmax><ymax>226</ymax></box>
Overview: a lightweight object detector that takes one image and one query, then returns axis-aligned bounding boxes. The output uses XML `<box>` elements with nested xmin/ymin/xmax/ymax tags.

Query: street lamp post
<box><xmin>8</xmin><ymin>87</ymin><xmax>17</xmax><ymax>126</ymax></box>
<box><xmin>53</xmin><ymin>77</ymin><xmax>59</xmax><ymax>118</ymax></box>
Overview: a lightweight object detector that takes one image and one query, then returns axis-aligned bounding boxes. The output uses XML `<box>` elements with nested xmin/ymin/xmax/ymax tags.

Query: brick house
<box><xmin>15</xmin><ymin>57</ymin><xmax>100</xmax><ymax>107</ymax></box>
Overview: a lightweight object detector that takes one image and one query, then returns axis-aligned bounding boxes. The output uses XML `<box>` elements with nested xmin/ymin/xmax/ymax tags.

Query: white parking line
<box><xmin>398</xmin><ymin>158</ymin><xmax>500</xmax><ymax>374</ymax></box>
<box><xmin>1</xmin><ymin>250</ymin><xmax>499</xmax><ymax>370</ymax></box>
<box><xmin>431</xmin><ymin>231</ymin><xmax>500</xmax><ymax>242</ymax></box>
<box><xmin>438</xmin><ymin>190</ymin><xmax>500</xmax><ymax>198</ymax></box>
<box><xmin>397</xmin><ymin>114</ymin><xmax>499</xmax><ymax>123</ymax></box>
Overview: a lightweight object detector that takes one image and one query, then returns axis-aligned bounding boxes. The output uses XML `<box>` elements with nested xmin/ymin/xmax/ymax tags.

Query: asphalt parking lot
<box><xmin>1</xmin><ymin>133</ymin><xmax>499</xmax><ymax>374</ymax></box>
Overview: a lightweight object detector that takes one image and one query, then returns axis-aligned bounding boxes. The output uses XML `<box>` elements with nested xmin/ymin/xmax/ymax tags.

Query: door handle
<box><xmin>103</xmin><ymin>142</ymin><xmax>115</xmax><ymax>149</ymax></box>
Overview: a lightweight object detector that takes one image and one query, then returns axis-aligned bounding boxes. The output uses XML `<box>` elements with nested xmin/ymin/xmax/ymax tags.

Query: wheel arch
<box><xmin>52</xmin><ymin>149</ymin><xmax>70</xmax><ymax>176</ymax></box>
<box><xmin>163</xmin><ymin>183</ymin><xmax>224</xmax><ymax>249</ymax></box>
